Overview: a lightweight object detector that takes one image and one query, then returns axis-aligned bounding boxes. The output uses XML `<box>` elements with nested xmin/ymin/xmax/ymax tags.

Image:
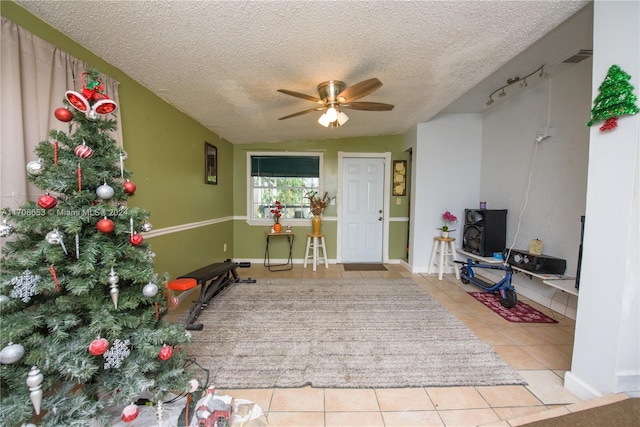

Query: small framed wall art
<box><xmin>393</xmin><ymin>160</ymin><xmax>407</xmax><ymax>196</ymax></box>
<box><xmin>205</xmin><ymin>142</ymin><xmax>217</xmax><ymax>185</ymax></box>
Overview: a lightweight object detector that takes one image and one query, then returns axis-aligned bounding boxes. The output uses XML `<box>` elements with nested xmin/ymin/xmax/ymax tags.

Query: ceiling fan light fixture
<box><xmin>278</xmin><ymin>77</ymin><xmax>393</xmax><ymax>127</ymax></box>
<box><xmin>325</xmin><ymin>106</ymin><xmax>338</xmax><ymax>122</ymax></box>
<box><xmin>318</xmin><ymin>113</ymin><xmax>331</xmax><ymax>127</ymax></box>
<box><xmin>337</xmin><ymin>111</ymin><xmax>349</xmax><ymax>126</ymax></box>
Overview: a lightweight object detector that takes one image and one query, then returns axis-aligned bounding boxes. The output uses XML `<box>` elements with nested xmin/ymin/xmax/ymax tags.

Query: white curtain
<box><xmin>0</xmin><ymin>17</ymin><xmax>121</xmax><ymax>211</ymax></box>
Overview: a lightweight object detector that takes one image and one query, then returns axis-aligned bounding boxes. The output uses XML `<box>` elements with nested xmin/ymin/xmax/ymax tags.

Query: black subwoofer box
<box><xmin>505</xmin><ymin>249</ymin><xmax>567</xmax><ymax>275</ymax></box>
<box><xmin>462</xmin><ymin>209</ymin><xmax>507</xmax><ymax>257</ymax></box>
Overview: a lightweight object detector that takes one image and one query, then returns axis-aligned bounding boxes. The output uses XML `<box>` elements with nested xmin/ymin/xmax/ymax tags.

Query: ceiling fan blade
<box><xmin>342</xmin><ymin>102</ymin><xmax>395</xmax><ymax>111</ymax></box>
<box><xmin>336</xmin><ymin>78</ymin><xmax>383</xmax><ymax>102</ymax></box>
<box><xmin>277</xmin><ymin>89</ymin><xmax>323</xmax><ymax>103</ymax></box>
<box><xmin>278</xmin><ymin>106</ymin><xmax>327</xmax><ymax>120</ymax></box>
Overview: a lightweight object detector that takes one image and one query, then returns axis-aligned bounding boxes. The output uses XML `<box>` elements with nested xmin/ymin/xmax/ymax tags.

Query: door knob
<box><xmin>378</xmin><ymin>217</ymin><xmax>383</xmax><ymax>221</ymax></box>
<box><xmin>378</xmin><ymin>210</ymin><xmax>383</xmax><ymax>213</ymax></box>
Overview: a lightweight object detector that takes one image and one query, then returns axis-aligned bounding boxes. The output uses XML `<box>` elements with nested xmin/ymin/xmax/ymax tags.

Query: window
<box><xmin>247</xmin><ymin>152</ymin><xmax>322</xmax><ymax>222</ymax></box>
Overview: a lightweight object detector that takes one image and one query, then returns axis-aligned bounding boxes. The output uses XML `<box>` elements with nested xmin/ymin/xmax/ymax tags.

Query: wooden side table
<box><xmin>428</xmin><ymin>237</ymin><xmax>460</xmax><ymax>280</ymax></box>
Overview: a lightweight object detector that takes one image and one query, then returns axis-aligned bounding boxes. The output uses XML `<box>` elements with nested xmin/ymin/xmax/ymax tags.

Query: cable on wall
<box><xmin>504</xmin><ymin>140</ymin><xmax>540</xmax><ymax>266</ymax></box>
<box><xmin>504</xmin><ymin>71</ymin><xmax>554</xmax><ymax>265</ymax></box>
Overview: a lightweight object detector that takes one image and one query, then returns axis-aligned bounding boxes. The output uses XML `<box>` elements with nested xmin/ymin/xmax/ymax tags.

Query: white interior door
<box><xmin>341</xmin><ymin>157</ymin><xmax>385</xmax><ymax>263</ymax></box>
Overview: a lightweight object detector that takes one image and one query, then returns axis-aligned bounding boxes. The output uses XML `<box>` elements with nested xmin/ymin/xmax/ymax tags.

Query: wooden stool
<box><xmin>428</xmin><ymin>237</ymin><xmax>460</xmax><ymax>280</ymax></box>
<box><xmin>304</xmin><ymin>233</ymin><xmax>328</xmax><ymax>271</ymax></box>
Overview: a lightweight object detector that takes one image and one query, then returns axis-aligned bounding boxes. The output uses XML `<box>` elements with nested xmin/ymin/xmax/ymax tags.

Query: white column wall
<box><xmin>404</xmin><ymin>114</ymin><xmax>482</xmax><ymax>273</ymax></box>
<box><xmin>565</xmin><ymin>0</ymin><xmax>640</xmax><ymax>399</ymax></box>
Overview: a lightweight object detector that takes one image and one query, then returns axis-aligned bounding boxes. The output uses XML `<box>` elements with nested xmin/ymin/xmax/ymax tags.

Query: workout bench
<box><xmin>167</xmin><ymin>259</ymin><xmax>256</xmax><ymax>330</ymax></box>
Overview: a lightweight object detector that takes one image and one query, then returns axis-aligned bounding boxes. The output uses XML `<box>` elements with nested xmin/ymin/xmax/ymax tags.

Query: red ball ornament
<box><xmin>97</xmin><ymin>218</ymin><xmax>115</xmax><ymax>233</ymax></box>
<box><xmin>74</xmin><ymin>143</ymin><xmax>94</xmax><ymax>159</ymax></box>
<box><xmin>121</xmin><ymin>403</ymin><xmax>140</xmax><ymax>423</ymax></box>
<box><xmin>129</xmin><ymin>232</ymin><xmax>144</xmax><ymax>246</ymax></box>
<box><xmin>158</xmin><ymin>345</ymin><xmax>173</xmax><ymax>361</ymax></box>
<box><xmin>89</xmin><ymin>338</ymin><xmax>109</xmax><ymax>356</ymax></box>
<box><xmin>123</xmin><ymin>180</ymin><xmax>137</xmax><ymax>195</ymax></box>
<box><xmin>37</xmin><ymin>193</ymin><xmax>57</xmax><ymax>210</ymax></box>
<box><xmin>54</xmin><ymin>107</ymin><xmax>73</xmax><ymax>122</ymax></box>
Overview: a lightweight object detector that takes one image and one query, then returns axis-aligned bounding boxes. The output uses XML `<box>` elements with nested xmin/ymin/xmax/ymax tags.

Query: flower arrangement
<box><xmin>270</xmin><ymin>200</ymin><xmax>283</xmax><ymax>224</ymax></box>
<box><xmin>439</xmin><ymin>210</ymin><xmax>458</xmax><ymax>232</ymax></box>
<box><xmin>305</xmin><ymin>191</ymin><xmax>335</xmax><ymax>216</ymax></box>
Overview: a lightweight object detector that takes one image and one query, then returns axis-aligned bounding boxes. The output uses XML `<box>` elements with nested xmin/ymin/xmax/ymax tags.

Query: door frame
<box><xmin>336</xmin><ymin>151</ymin><xmax>391</xmax><ymax>264</ymax></box>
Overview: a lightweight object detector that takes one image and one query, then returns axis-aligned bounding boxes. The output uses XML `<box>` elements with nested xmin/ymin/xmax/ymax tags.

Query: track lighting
<box><xmin>486</xmin><ymin>65</ymin><xmax>545</xmax><ymax>107</ymax></box>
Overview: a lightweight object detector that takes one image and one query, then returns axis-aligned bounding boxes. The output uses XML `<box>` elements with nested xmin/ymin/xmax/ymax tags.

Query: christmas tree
<box><xmin>0</xmin><ymin>70</ymin><xmax>192</xmax><ymax>426</ymax></box>
<box><xmin>587</xmin><ymin>64</ymin><xmax>639</xmax><ymax>131</ymax></box>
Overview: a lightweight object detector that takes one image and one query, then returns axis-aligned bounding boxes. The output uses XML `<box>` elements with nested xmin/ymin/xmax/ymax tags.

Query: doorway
<box><xmin>337</xmin><ymin>152</ymin><xmax>390</xmax><ymax>263</ymax></box>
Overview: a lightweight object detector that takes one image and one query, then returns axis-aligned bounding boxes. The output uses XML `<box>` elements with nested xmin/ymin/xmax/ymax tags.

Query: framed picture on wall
<box><xmin>205</xmin><ymin>142</ymin><xmax>217</xmax><ymax>185</ymax></box>
<box><xmin>393</xmin><ymin>160</ymin><xmax>406</xmax><ymax>196</ymax></box>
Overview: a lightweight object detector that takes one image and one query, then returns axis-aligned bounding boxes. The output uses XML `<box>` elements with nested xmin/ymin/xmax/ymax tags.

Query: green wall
<box><xmin>2</xmin><ymin>2</ymin><xmax>234</xmax><ymax>279</ymax></box>
<box><xmin>3</xmin><ymin>2</ymin><xmax>411</xmax><ymax>272</ymax></box>
<box><xmin>232</xmin><ymin>135</ymin><xmax>410</xmax><ymax>261</ymax></box>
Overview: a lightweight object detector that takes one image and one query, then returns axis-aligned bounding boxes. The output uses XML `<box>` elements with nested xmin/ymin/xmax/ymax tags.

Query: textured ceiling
<box><xmin>17</xmin><ymin>1</ymin><xmax>589</xmax><ymax>144</ymax></box>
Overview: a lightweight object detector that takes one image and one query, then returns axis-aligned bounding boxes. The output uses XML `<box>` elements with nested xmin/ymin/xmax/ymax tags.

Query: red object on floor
<box><xmin>468</xmin><ymin>292</ymin><xmax>558</xmax><ymax>323</ymax></box>
<box><xmin>167</xmin><ymin>278</ymin><xmax>197</xmax><ymax>291</ymax></box>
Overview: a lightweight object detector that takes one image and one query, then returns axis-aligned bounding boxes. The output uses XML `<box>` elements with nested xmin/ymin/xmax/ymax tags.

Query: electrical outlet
<box><xmin>396</xmin><ymin>197</ymin><xmax>402</xmax><ymax>205</ymax></box>
<box><xmin>223</xmin><ymin>243</ymin><xmax>227</xmax><ymax>252</ymax></box>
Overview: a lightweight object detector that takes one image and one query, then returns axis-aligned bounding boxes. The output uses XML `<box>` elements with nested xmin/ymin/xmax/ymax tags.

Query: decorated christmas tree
<box><xmin>587</xmin><ymin>64</ymin><xmax>639</xmax><ymax>131</ymax></box>
<box><xmin>0</xmin><ymin>70</ymin><xmax>192</xmax><ymax>426</ymax></box>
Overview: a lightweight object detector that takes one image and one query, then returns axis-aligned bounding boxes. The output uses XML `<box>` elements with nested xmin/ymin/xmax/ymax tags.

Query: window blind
<box><xmin>251</xmin><ymin>156</ymin><xmax>319</xmax><ymax>178</ymax></box>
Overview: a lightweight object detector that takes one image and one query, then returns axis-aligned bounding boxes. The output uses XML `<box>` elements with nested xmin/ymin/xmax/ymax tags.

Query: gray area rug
<box><xmin>185</xmin><ymin>278</ymin><xmax>525</xmax><ymax>388</ymax></box>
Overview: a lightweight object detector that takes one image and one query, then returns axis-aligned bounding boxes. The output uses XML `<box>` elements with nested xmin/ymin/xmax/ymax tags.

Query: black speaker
<box><xmin>505</xmin><ymin>249</ymin><xmax>567</xmax><ymax>275</ymax></box>
<box><xmin>462</xmin><ymin>209</ymin><xmax>507</xmax><ymax>257</ymax></box>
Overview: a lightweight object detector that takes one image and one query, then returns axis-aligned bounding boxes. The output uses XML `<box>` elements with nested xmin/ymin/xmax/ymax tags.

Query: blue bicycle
<box><xmin>455</xmin><ymin>259</ymin><xmax>518</xmax><ymax>309</ymax></box>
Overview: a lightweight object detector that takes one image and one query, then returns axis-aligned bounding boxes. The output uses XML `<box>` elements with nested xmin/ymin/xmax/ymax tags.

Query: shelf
<box><xmin>510</xmin><ymin>266</ymin><xmax>578</xmax><ymax>296</ymax></box>
<box><xmin>456</xmin><ymin>250</ymin><xmax>579</xmax><ymax>296</ymax></box>
<box><xmin>510</xmin><ymin>265</ymin><xmax>574</xmax><ymax>281</ymax></box>
<box><xmin>456</xmin><ymin>249</ymin><xmax>504</xmax><ymax>264</ymax></box>
<box><xmin>542</xmin><ymin>279</ymin><xmax>579</xmax><ymax>296</ymax></box>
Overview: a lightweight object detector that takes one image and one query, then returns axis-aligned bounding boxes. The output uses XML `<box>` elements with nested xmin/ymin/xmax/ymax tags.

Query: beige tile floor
<box><xmin>176</xmin><ymin>263</ymin><xmax>621</xmax><ymax>426</ymax></box>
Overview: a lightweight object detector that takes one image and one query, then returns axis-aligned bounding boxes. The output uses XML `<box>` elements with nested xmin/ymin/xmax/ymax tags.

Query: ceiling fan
<box><xmin>277</xmin><ymin>78</ymin><xmax>394</xmax><ymax>127</ymax></box>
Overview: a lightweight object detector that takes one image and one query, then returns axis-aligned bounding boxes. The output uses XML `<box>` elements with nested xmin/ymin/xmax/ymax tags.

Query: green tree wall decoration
<box><xmin>587</xmin><ymin>64</ymin><xmax>639</xmax><ymax>131</ymax></box>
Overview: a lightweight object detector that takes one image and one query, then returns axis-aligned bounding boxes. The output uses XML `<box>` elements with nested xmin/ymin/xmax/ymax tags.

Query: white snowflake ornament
<box><xmin>103</xmin><ymin>339</ymin><xmax>130</xmax><ymax>369</ymax></box>
<box><xmin>10</xmin><ymin>270</ymin><xmax>41</xmax><ymax>303</ymax></box>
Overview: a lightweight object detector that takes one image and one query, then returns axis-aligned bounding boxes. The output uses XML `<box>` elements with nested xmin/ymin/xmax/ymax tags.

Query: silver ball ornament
<box><xmin>0</xmin><ymin>220</ymin><xmax>14</xmax><ymax>237</ymax></box>
<box><xmin>26</xmin><ymin>159</ymin><xmax>45</xmax><ymax>175</ymax></box>
<box><xmin>96</xmin><ymin>183</ymin><xmax>114</xmax><ymax>199</ymax></box>
<box><xmin>45</xmin><ymin>229</ymin><xmax>63</xmax><ymax>244</ymax></box>
<box><xmin>140</xmin><ymin>222</ymin><xmax>153</xmax><ymax>232</ymax></box>
<box><xmin>0</xmin><ymin>342</ymin><xmax>25</xmax><ymax>364</ymax></box>
<box><xmin>142</xmin><ymin>283</ymin><xmax>158</xmax><ymax>297</ymax></box>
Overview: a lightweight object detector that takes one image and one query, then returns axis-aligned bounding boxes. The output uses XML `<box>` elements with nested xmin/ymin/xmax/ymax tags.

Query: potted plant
<box><xmin>270</xmin><ymin>200</ymin><xmax>283</xmax><ymax>233</ymax></box>
<box><xmin>438</xmin><ymin>210</ymin><xmax>458</xmax><ymax>238</ymax></box>
<box><xmin>304</xmin><ymin>191</ymin><xmax>334</xmax><ymax>234</ymax></box>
